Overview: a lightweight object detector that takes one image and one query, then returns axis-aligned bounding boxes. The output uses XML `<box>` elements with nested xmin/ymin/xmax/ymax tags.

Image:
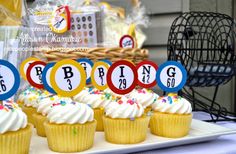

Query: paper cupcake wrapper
<box><xmin>44</xmin><ymin>120</ymin><xmax>97</xmax><ymax>153</ymax></box>
<box><xmin>22</xmin><ymin>106</ymin><xmax>37</xmax><ymax>126</ymax></box>
<box><xmin>94</xmin><ymin>108</ymin><xmax>104</xmax><ymax>131</ymax></box>
<box><xmin>103</xmin><ymin>115</ymin><xmax>150</xmax><ymax>144</ymax></box>
<box><xmin>33</xmin><ymin>113</ymin><xmax>47</xmax><ymax>137</ymax></box>
<box><xmin>16</xmin><ymin>100</ymin><xmax>24</xmax><ymax>108</ymax></box>
<box><xmin>0</xmin><ymin>124</ymin><xmax>33</xmax><ymax>154</ymax></box>
<box><xmin>150</xmin><ymin>112</ymin><xmax>192</xmax><ymax>138</ymax></box>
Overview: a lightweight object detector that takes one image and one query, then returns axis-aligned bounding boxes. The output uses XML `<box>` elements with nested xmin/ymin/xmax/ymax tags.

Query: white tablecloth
<box><xmin>135</xmin><ymin>112</ymin><xmax>236</xmax><ymax>154</ymax></box>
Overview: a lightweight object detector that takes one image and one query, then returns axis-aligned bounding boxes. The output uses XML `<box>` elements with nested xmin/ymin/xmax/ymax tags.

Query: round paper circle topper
<box><xmin>91</xmin><ymin>61</ymin><xmax>110</xmax><ymax>90</ymax></box>
<box><xmin>26</xmin><ymin>61</ymin><xmax>47</xmax><ymax>89</ymax></box>
<box><xmin>119</xmin><ymin>35</ymin><xmax>135</xmax><ymax>48</ymax></box>
<box><xmin>20</xmin><ymin>57</ymin><xmax>39</xmax><ymax>80</ymax></box>
<box><xmin>156</xmin><ymin>61</ymin><xmax>187</xmax><ymax>92</ymax></box>
<box><xmin>42</xmin><ymin>62</ymin><xmax>56</xmax><ymax>94</ymax></box>
<box><xmin>77</xmin><ymin>58</ymin><xmax>94</xmax><ymax>84</ymax></box>
<box><xmin>136</xmin><ymin>60</ymin><xmax>158</xmax><ymax>88</ymax></box>
<box><xmin>107</xmin><ymin>60</ymin><xmax>137</xmax><ymax>95</ymax></box>
<box><xmin>0</xmin><ymin>60</ymin><xmax>20</xmax><ymax>100</ymax></box>
<box><xmin>50</xmin><ymin>59</ymin><xmax>86</xmax><ymax>97</ymax></box>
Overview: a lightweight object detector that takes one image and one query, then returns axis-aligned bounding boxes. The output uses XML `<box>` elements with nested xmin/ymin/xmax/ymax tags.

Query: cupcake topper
<box><xmin>91</xmin><ymin>61</ymin><xmax>110</xmax><ymax>90</ymax></box>
<box><xmin>107</xmin><ymin>60</ymin><xmax>137</xmax><ymax>95</ymax></box>
<box><xmin>0</xmin><ymin>60</ymin><xmax>20</xmax><ymax>101</ymax></box>
<box><xmin>77</xmin><ymin>58</ymin><xmax>94</xmax><ymax>84</ymax></box>
<box><xmin>26</xmin><ymin>61</ymin><xmax>47</xmax><ymax>89</ymax></box>
<box><xmin>42</xmin><ymin>62</ymin><xmax>56</xmax><ymax>94</ymax></box>
<box><xmin>20</xmin><ymin>57</ymin><xmax>40</xmax><ymax>81</ymax></box>
<box><xmin>50</xmin><ymin>59</ymin><xmax>86</xmax><ymax>97</ymax></box>
<box><xmin>136</xmin><ymin>60</ymin><xmax>158</xmax><ymax>88</ymax></box>
<box><xmin>156</xmin><ymin>61</ymin><xmax>187</xmax><ymax>92</ymax></box>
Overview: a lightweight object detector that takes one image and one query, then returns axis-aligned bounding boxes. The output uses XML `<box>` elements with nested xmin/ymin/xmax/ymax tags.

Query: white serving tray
<box><xmin>30</xmin><ymin>119</ymin><xmax>236</xmax><ymax>154</ymax></box>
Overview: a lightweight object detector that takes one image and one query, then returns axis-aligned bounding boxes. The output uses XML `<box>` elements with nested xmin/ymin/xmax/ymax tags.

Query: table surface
<box><xmin>133</xmin><ymin>112</ymin><xmax>236</xmax><ymax>154</ymax></box>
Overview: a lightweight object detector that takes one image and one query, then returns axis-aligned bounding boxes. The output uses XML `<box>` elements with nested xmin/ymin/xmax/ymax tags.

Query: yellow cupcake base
<box><xmin>94</xmin><ymin>108</ymin><xmax>104</xmax><ymax>131</ymax></box>
<box><xmin>150</xmin><ymin>112</ymin><xmax>192</xmax><ymax>138</ymax></box>
<box><xmin>103</xmin><ymin>115</ymin><xmax>150</xmax><ymax>144</ymax></box>
<box><xmin>144</xmin><ymin>107</ymin><xmax>151</xmax><ymax>114</ymax></box>
<box><xmin>16</xmin><ymin>100</ymin><xmax>24</xmax><ymax>108</ymax></box>
<box><xmin>0</xmin><ymin>124</ymin><xmax>33</xmax><ymax>154</ymax></box>
<box><xmin>22</xmin><ymin>106</ymin><xmax>37</xmax><ymax>126</ymax></box>
<box><xmin>44</xmin><ymin>120</ymin><xmax>97</xmax><ymax>153</ymax></box>
<box><xmin>33</xmin><ymin>113</ymin><xmax>47</xmax><ymax>137</ymax></box>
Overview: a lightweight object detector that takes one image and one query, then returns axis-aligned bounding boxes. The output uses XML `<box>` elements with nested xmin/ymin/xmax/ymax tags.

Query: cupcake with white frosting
<box><xmin>128</xmin><ymin>88</ymin><xmax>159</xmax><ymax>113</ymax></box>
<box><xmin>44</xmin><ymin>100</ymin><xmax>96</xmax><ymax>152</ymax></box>
<box><xmin>19</xmin><ymin>87</ymin><xmax>51</xmax><ymax>126</ymax></box>
<box><xmin>150</xmin><ymin>93</ymin><xmax>192</xmax><ymax>138</ymax></box>
<box><xmin>0</xmin><ymin>100</ymin><xmax>32</xmax><ymax>154</ymax></box>
<box><xmin>74</xmin><ymin>88</ymin><xmax>116</xmax><ymax>131</ymax></box>
<box><xmin>103</xmin><ymin>96</ymin><xmax>150</xmax><ymax>144</ymax></box>
<box><xmin>33</xmin><ymin>95</ymin><xmax>72</xmax><ymax>137</ymax></box>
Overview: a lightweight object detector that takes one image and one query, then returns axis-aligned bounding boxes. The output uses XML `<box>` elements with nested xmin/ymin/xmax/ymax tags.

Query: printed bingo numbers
<box><xmin>0</xmin><ymin>60</ymin><xmax>20</xmax><ymax>100</ymax></box>
<box><xmin>156</xmin><ymin>61</ymin><xmax>187</xmax><ymax>92</ymax></box>
<box><xmin>91</xmin><ymin>61</ymin><xmax>110</xmax><ymax>90</ymax></box>
<box><xmin>50</xmin><ymin>59</ymin><xmax>86</xmax><ymax>97</ymax></box>
<box><xmin>136</xmin><ymin>61</ymin><xmax>158</xmax><ymax>88</ymax></box>
<box><xmin>26</xmin><ymin>61</ymin><xmax>47</xmax><ymax>89</ymax></box>
<box><xmin>77</xmin><ymin>58</ymin><xmax>93</xmax><ymax>84</ymax></box>
<box><xmin>120</xmin><ymin>35</ymin><xmax>135</xmax><ymax>48</ymax></box>
<box><xmin>107</xmin><ymin>60</ymin><xmax>137</xmax><ymax>95</ymax></box>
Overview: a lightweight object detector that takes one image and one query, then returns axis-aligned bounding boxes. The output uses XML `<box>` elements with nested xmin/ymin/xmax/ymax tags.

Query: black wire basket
<box><xmin>167</xmin><ymin>12</ymin><xmax>236</xmax><ymax>122</ymax></box>
<box><xmin>167</xmin><ymin>12</ymin><xmax>236</xmax><ymax>87</ymax></box>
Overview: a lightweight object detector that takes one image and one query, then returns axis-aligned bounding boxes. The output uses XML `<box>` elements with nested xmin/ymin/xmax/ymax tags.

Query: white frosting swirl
<box><xmin>73</xmin><ymin>88</ymin><xmax>91</xmax><ymax>103</ymax></box>
<box><xmin>152</xmin><ymin>94</ymin><xmax>192</xmax><ymax>114</ymax></box>
<box><xmin>37</xmin><ymin>95</ymin><xmax>72</xmax><ymax>116</ymax></box>
<box><xmin>75</xmin><ymin>89</ymin><xmax>115</xmax><ymax>108</ymax></box>
<box><xmin>129</xmin><ymin>88</ymin><xmax>159</xmax><ymax>108</ymax></box>
<box><xmin>105</xmin><ymin>97</ymin><xmax>144</xmax><ymax>118</ymax></box>
<box><xmin>47</xmin><ymin>101</ymin><xmax>94</xmax><ymax>124</ymax></box>
<box><xmin>0</xmin><ymin>100</ymin><xmax>27</xmax><ymax>134</ymax></box>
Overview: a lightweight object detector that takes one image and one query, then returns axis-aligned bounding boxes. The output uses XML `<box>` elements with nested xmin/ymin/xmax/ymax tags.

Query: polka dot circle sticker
<box><xmin>107</xmin><ymin>60</ymin><xmax>137</xmax><ymax>95</ymax></box>
<box><xmin>119</xmin><ymin>35</ymin><xmax>135</xmax><ymax>48</ymax></box>
<box><xmin>136</xmin><ymin>60</ymin><xmax>158</xmax><ymax>88</ymax></box>
<box><xmin>156</xmin><ymin>61</ymin><xmax>187</xmax><ymax>92</ymax></box>
<box><xmin>20</xmin><ymin>57</ymin><xmax>39</xmax><ymax>80</ymax></box>
<box><xmin>50</xmin><ymin>59</ymin><xmax>86</xmax><ymax>97</ymax></box>
<box><xmin>0</xmin><ymin>60</ymin><xmax>20</xmax><ymax>100</ymax></box>
<box><xmin>26</xmin><ymin>61</ymin><xmax>47</xmax><ymax>89</ymax></box>
<box><xmin>77</xmin><ymin>58</ymin><xmax>94</xmax><ymax>84</ymax></box>
<box><xmin>42</xmin><ymin>62</ymin><xmax>56</xmax><ymax>94</ymax></box>
<box><xmin>91</xmin><ymin>61</ymin><xmax>110</xmax><ymax>90</ymax></box>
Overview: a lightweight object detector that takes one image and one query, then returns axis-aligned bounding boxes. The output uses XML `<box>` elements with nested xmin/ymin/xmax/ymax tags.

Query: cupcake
<box><xmin>44</xmin><ymin>101</ymin><xmax>97</xmax><ymax>152</ymax></box>
<box><xmin>21</xmin><ymin>89</ymin><xmax>51</xmax><ymax>126</ymax></box>
<box><xmin>17</xmin><ymin>86</ymin><xmax>41</xmax><ymax>108</ymax></box>
<box><xmin>33</xmin><ymin>95</ymin><xmax>72</xmax><ymax>137</ymax></box>
<box><xmin>129</xmin><ymin>88</ymin><xmax>159</xmax><ymax>113</ymax></box>
<box><xmin>0</xmin><ymin>100</ymin><xmax>32</xmax><ymax>154</ymax></box>
<box><xmin>74</xmin><ymin>89</ymin><xmax>115</xmax><ymax>131</ymax></box>
<box><xmin>150</xmin><ymin>93</ymin><xmax>192</xmax><ymax>138</ymax></box>
<box><xmin>103</xmin><ymin>96</ymin><xmax>150</xmax><ymax>144</ymax></box>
